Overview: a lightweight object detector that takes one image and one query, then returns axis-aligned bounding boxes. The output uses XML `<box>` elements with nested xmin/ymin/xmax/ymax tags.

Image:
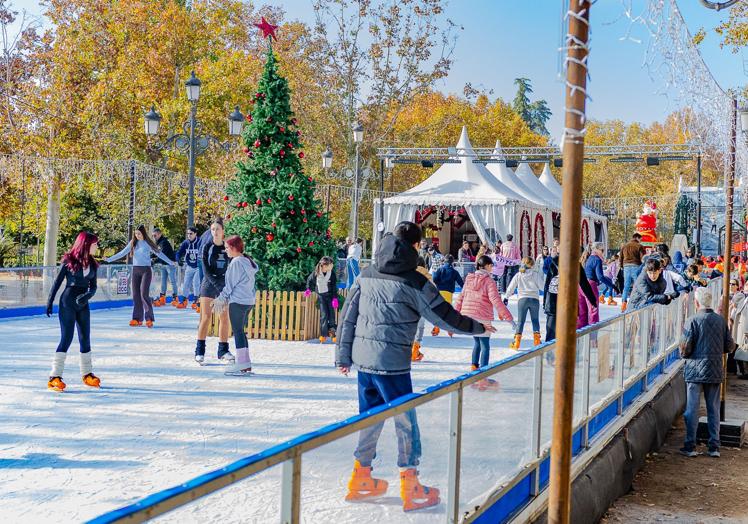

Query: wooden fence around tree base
<box><xmin>208</xmin><ymin>290</ymin><xmax>345</xmax><ymax>341</ymax></box>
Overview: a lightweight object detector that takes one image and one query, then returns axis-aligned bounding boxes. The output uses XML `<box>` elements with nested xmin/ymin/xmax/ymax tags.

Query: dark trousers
<box><xmin>545</xmin><ymin>313</ymin><xmax>557</xmax><ymax>342</ymax></box>
<box><xmin>502</xmin><ymin>265</ymin><xmax>519</xmax><ymax>294</ymax></box>
<box><xmin>132</xmin><ymin>266</ymin><xmax>153</xmax><ymax>322</ymax></box>
<box><xmin>318</xmin><ymin>292</ymin><xmax>337</xmax><ymax>336</ymax></box>
<box><xmin>517</xmin><ymin>297</ymin><xmax>540</xmax><ymax>334</ymax></box>
<box><xmin>354</xmin><ymin>371</ymin><xmax>421</xmax><ymax>468</ymax></box>
<box><xmin>56</xmin><ymin>288</ymin><xmax>91</xmax><ymax>353</ymax></box>
<box><xmin>471</xmin><ymin>336</ymin><xmax>491</xmax><ymax>367</ymax></box>
<box><xmin>229</xmin><ymin>303</ymin><xmax>253</xmax><ymax>349</ymax></box>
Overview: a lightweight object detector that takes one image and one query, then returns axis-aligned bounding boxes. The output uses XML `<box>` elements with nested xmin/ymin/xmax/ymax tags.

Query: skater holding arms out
<box><xmin>106</xmin><ymin>225</ymin><xmax>175</xmax><ymax>327</ymax></box>
<box><xmin>175</xmin><ymin>227</ymin><xmax>202</xmax><ymax>308</ymax></box>
<box><xmin>212</xmin><ymin>235</ymin><xmax>258</xmax><ymax>375</ymax></box>
<box><xmin>194</xmin><ymin>218</ymin><xmax>233</xmax><ymax>365</ymax></box>
<box><xmin>336</xmin><ymin>221</ymin><xmax>492</xmax><ymax>512</ymax></box>
<box><xmin>455</xmin><ymin>255</ymin><xmax>513</xmax><ymax>382</ymax></box>
<box><xmin>46</xmin><ymin>232</ymin><xmax>101</xmax><ymax>391</ymax></box>
<box><xmin>305</xmin><ymin>256</ymin><xmax>339</xmax><ymax>343</ymax></box>
<box><xmin>505</xmin><ymin>256</ymin><xmax>544</xmax><ymax>350</ymax></box>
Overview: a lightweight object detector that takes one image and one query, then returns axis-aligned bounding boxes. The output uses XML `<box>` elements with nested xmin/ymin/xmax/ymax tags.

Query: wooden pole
<box><xmin>720</xmin><ymin>97</ymin><xmax>737</xmax><ymax>421</ymax></box>
<box><xmin>548</xmin><ymin>2</ymin><xmax>590</xmax><ymax>523</ymax></box>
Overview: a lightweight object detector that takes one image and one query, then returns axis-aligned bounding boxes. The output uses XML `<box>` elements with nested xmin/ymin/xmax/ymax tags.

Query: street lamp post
<box><xmin>143</xmin><ymin>71</ymin><xmax>244</xmax><ymax>227</ymax></box>
<box><xmin>351</xmin><ymin>122</ymin><xmax>364</xmax><ymax>240</ymax></box>
<box><xmin>322</xmin><ymin>147</ymin><xmax>333</xmax><ymax>213</ymax></box>
<box><xmin>378</xmin><ymin>155</ymin><xmax>394</xmax><ymax>243</ymax></box>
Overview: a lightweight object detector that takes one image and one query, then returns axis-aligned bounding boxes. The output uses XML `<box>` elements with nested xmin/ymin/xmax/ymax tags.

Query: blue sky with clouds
<box><xmin>8</xmin><ymin>0</ymin><xmax>745</xmax><ymax>137</ymax></box>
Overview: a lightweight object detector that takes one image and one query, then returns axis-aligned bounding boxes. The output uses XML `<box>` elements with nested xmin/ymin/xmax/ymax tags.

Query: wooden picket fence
<box><xmin>208</xmin><ymin>290</ymin><xmax>346</xmax><ymax>341</ymax></box>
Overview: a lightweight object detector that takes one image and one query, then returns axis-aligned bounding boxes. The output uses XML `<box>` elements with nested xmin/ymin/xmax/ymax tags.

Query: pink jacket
<box><xmin>455</xmin><ymin>270</ymin><xmax>513</xmax><ymax>322</ymax></box>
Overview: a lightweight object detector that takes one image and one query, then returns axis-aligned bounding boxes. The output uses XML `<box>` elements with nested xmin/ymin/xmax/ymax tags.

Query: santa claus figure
<box><xmin>635</xmin><ymin>200</ymin><xmax>658</xmax><ymax>244</ymax></box>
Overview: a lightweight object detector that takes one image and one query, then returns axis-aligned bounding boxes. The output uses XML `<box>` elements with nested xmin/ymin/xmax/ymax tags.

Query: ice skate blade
<box><xmin>403</xmin><ymin>496</ymin><xmax>441</xmax><ymax>512</ymax></box>
<box><xmin>344</xmin><ymin>490</ymin><xmax>388</xmax><ymax>502</ymax></box>
<box><xmin>224</xmin><ymin>370</ymin><xmax>254</xmax><ymax>376</ymax></box>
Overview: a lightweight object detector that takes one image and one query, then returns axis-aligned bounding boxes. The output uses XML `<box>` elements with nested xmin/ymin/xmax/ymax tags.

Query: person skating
<box><xmin>432</xmin><ymin>254</ymin><xmax>464</xmax><ymax>305</ymax></box>
<box><xmin>46</xmin><ymin>231</ymin><xmax>101</xmax><ymax>391</ymax></box>
<box><xmin>620</xmin><ymin>233</ymin><xmax>646</xmax><ymax>311</ymax></box>
<box><xmin>175</xmin><ymin>227</ymin><xmax>201</xmax><ymax>309</ymax></box>
<box><xmin>584</xmin><ymin>243</ymin><xmax>615</xmax><ymax>324</ymax></box>
<box><xmin>505</xmin><ymin>256</ymin><xmax>544</xmax><ymax>349</ymax></box>
<box><xmin>455</xmin><ymin>255</ymin><xmax>513</xmax><ymax>390</ymax></box>
<box><xmin>152</xmin><ymin>227</ymin><xmax>178</xmax><ymax>307</ymax></box>
<box><xmin>305</xmin><ymin>256</ymin><xmax>339</xmax><ymax>344</ymax></box>
<box><xmin>212</xmin><ymin>235</ymin><xmax>258</xmax><ymax>376</ymax></box>
<box><xmin>501</xmin><ymin>234</ymin><xmax>521</xmax><ymax>293</ymax></box>
<box><xmin>543</xmin><ymin>253</ymin><xmax>597</xmax><ymax>342</ymax></box>
<box><xmin>195</xmin><ymin>218</ymin><xmax>233</xmax><ymax>364</ymax></box>
<box><xmin>346</xmin><ymin>237</ymin><xmax>363</xmax><ymax>289</ymax></box>
<box><xmin>106</xmin><ymin>225</ymin><xmax>175</xmax><ymax>327</ymax></box>
<box><xmin>336</xmin><ymin>222</ymin><xmax>492</xmax><ymax>511</ymax></box>
<box><xmin>411</xmin><ymin>255</ymin><xmax>433</xmax><ymax>362</ymax></box>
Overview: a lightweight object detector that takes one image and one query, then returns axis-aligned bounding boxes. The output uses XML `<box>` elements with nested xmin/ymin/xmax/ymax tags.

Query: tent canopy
<box><xmin>485</xmin><ymin>140</ymin><xmax>556</xmax><ymax>209</ymax></box>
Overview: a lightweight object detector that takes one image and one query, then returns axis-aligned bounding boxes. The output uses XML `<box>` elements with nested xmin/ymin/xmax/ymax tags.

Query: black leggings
<box><xmin>229</xmin><ymin>303</ymin><xmax>253</xmax><ymax>349</ymax></box>
<box><xmin>132</xmin><ymin>266</ymin><xmax>153</xmax><ymax>322</ymax></box>
<box><xmin>56</xmin><ymin>288</ymin><xmax>91</xmax><ymax>354</ymax></box>
<box><xmin>318</xmin><ymin>293</ymin><xmax>337</xmax><ymax>336</ymax></box>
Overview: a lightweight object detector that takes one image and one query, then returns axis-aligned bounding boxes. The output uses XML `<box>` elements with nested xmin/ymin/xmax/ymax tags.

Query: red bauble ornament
<box><xmin>255</xmin><ymin>92</ymin><xmax>262</xmax><ymax>99</ymax></box>
<box><xmin>279</xmin><ymin>127</ymin><xmax>285</xmax><ymax>132</ymax></box>
<box><xmin>296</xmin><ymin>247</ymin><xmax>302</xmax><ymax>253</ymax></box>
<box><xmin>308</xmin><ymin>241</ymin><xmax>314</xmax><ymax>247</ymax></box>
<box><xmin>223</xmin><ymin>195</ymin><xmax>229</xmax><ymax>201</ymax></box>
<box><xmin>288</xmin><ymin>195</ymin><xmax>294</xmax><ymax>201</ymax></box>
<box><xmin>227</xmin><ymin>214</ymin><xmax>232</xmax><ymax>219</ymax></box>
<box><xmin>267</xmin><ymin>198</ymin><xmax>272</xmax><ymax>203</ymax></box>
<box><xmin>289</xmin><ymin>172</ymin><xmax>295</xmax><ymax>178</ymax></box>
<box><xmin>242</xmin><ymin>146</ymin><xmax>249</xmax><ymax>153</ymax></box>
<box><xmin>296</xmin><ymin>130</ymin><xmax>301</xmax><ymax>136</ymax></box>
<box><xmin>279</xmin><ymin>149</ymin><xmax>285</xmax><ymax>157</ymax></box>
<box><xmin>291</xmin><ymin>118</ymin><xmax>297</xmax><ymax>125</ymax></box>
<box><xmin>242</xmin><ymin>202</ymin><xmax>248</xmax><ymax>208</ymax></box>
<box><xmin>307</xmin><ymin>176</ymin><xmax>313</xmax><ymax>182</ymax></box>
<box><xmin>290</xmin><ymin>210</ymin><xmax>296</xmax><ymax>215</ymax></box>
<box><xmin>270</xmin><ymin>169</ymin><xmax>277</xmax><ymax>176</ymax></box>
<box><xmin>255</xmin><ymin>199</ymin><xmax>262</xmax><ymax>205</ymax></box>
<box><xmin>245</xmin><ymin>113</ymin><xmax>252</xmax><ymax>122</ymax></box>
<box><xmin>298</xmin><ymin>151</ymin><xmax>305</xmax><ymax>159</ymax></box>
<box><xmin>272</xmin><ymin>222</ymin><xmax>276</xmax><ymax>228</ymax></box>
<box><xmin>302</xmin><ymin>218</ymin><xmax>307</xmax><ymax>223</ymax></box>
<box><xmin>287</xmin><ymin>142</ymin><xmax>293</xmax><ymax>149</ymax></box>
<box><xmin>251</xmin><ymin>227</ymin><xmax>257</xmax><ymax>233</ymax></box>
<box><xmin>247</xmin><ymin>151</ymin><xmax>254</xmax><ymax>158</ymax></box>
<box><xmin>300</xmin><ymin>209</ymin><xmax>306</xmax><ymax>215</ymax></box>
<box><xmin>254</xmin><ymin>139</ymin><xmax>261</xmax><ymax>148</ymax></box>
<box><xmin>236</xmin><ymin>203</ymin><xmax>242</xmax><ymax>208</ymax></box>
<box><xmin>316</xmin><ymin>211</ymin><xmax>322</xmax><ymax>217</ymax></box>
<box><xmin>266</xmin><ymin>233</ymin><xmax>274</xmax><ymax>242</ymax></box>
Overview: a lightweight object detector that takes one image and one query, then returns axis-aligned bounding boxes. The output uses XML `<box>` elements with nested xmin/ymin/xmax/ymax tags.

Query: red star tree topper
<box><xmin>253</xmin><ymin>17</ymin><xmax>278</xmax><ymax>40</ymax></box>
<box><xmin>224</xmin><ymin>23</ymin><xmax>334</xmax><ymax>290</ymax></box>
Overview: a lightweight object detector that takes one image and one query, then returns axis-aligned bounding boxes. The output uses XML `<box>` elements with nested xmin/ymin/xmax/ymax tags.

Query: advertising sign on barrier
<box><xmin>116</xmin><ymin>271</ymin><xmax>130</xmax><ymax>295</ymax></box>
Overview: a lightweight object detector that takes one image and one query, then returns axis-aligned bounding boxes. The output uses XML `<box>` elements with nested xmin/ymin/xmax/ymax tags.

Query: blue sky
<box><xmin>8</xmin><ymin>0</ymin><xmax>746</xmax><ymax>137</ymax></box>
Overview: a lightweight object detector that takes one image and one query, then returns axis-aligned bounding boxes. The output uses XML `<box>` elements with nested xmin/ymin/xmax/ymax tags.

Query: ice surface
<box><xmin>0</xmin><ymin>299</ymin><xmax>618</xmax><ymax>523</ymax></box>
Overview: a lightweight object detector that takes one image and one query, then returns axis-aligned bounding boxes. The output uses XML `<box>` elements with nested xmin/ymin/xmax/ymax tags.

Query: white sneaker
<box><xmin>195</xmin><ymin>354</ymin><xmax>205</xmax><ymax>365</ymax></box>
<box><xmin>219</xmin><ymin>352</ymin><xmax>235</xmax><ymax>364</ymax></box>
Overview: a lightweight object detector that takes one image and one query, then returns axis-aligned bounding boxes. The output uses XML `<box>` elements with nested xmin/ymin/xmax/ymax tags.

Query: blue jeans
<box><xmin>683</xmin><ymin>382</ymin><xmax>721</xmax><ymax>451</ymax></box>
<box><xmin>622</xmin><ymin>265</ymin><xmax>640</xmax><ymax>303</ymax></box>
<box><xmin>181</xmin><ymin>265</ymin><xmax>200</xmax><ymax>300</ymax></box>
<box><xmin>159</xmin><ymin>264</ymin><xmax>178</xmax><ymax>296</ymax></box>
<box><xmin>346</xmin><ymin>258</ymin><xmax>360</xmax><ymax>288</ymax></box>
<box><xmin>517</xmin><ymin>297</ymin><xmax>540</xmax><ymax>334</ymax></box>
<box><xmin>415</xmin><ymin>317</ymin><xmax>425</xmax><ymax>343</ymax></box>
<box><xmin>472</xmin><ymin>337</ymin><xmax>491</xmax><ymax>367</ymax></box>
<box><xmin>354</xmin><ymin>372</ymin><xmax>421</xmax><ymax>468</ymax></box>
<box><xmin>600</xmin><ymin>283</ymin><xmax>614</xmax><ymax>298</ymax></box>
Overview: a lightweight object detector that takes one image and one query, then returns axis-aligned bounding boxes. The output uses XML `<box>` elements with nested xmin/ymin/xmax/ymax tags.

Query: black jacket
<box><xmin>543</xmin><ymin>256</ymin><xmax>596</xmax><ymax>316</ymax></box>
<box><xmin>155</xmin><ymin>236</ymin><xmax>176</xmax><ymax>264</ymax></box>
<box><xmin>628</xmin><ymin>271</ymin><xmax>671</xmax><ymax>310</ymax></box>
<box><xmin>47</xmin><ymin>262</ymin><xmax>98</xmax><ymax>311</ymax></box>
<box><xmin>306</xmin><ymin>270</ymin><xmax>338</xmax><ymax>295</ymax></box>
<box><xmin>336</xmin><ymin>234</ymin><xmax>484</xmax><ymax>375</ymax></box>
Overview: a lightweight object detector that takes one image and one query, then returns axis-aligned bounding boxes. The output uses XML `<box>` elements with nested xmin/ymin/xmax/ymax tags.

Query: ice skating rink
<box><xmin>0</xmin><ymin>300</ymin><xmax>618</xmax><ymax>523</ymax></box>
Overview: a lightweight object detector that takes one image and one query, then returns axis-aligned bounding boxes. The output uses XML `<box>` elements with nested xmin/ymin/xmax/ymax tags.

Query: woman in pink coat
<box><xmin>456</xmin><ymin>255</ymin><xmax>514</xmax><ymax>380</ymax></box>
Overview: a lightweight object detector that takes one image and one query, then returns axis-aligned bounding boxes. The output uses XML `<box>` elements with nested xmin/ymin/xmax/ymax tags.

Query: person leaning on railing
<box><xmin>627</xmin><ymin>258</ymin><xmax>675</xmax><ymax>311</ymax></box>
<box><xmin>335</xmin><ymin>221</ymin><xmax>493</xmax><ymax>512</ymax></box>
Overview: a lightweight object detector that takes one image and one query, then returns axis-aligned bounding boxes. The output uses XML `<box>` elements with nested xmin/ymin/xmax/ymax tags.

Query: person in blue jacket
<box><xmin>175</xmin><ymin>227</ymin><xmax>201</xmax><ymax>309</ymax></box>
<box><xmin>432</xmin><ymin>255</ymin><xmax>464</xmax><ymax>304</ymax></box>
<box><xmin>584</xmin><ymin>242</ymin><xmax>616</xmax><ymax>323</ymax></box>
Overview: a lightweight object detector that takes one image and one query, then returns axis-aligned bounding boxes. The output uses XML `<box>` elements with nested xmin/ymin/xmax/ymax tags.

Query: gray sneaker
<box><xmin>707</xmin><ymin>448</ymin><xmax>720</xmax><ymax>458</ymax></box>
<box><xmin>679</xmin><ymin>447</ymin><xmax>698</xmax><ymax>457</ymax></box>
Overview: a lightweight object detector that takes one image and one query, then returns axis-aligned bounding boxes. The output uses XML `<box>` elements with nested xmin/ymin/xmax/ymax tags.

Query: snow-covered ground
<box><xmin>0</xmin><ymin>299</ymin><xmax>619</xmax><ymax>523</ymax></box>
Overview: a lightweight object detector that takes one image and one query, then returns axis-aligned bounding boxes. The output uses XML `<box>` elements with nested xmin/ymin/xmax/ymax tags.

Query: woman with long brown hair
<box><xmin>106</xmin><ymin>224</ymin><xmax>175</xmax><ymax>327</ymax></box>
<box><xmin>46</xmin><ymin>231</ymin><xmax>101</xmax><ymax>391</ymax></box>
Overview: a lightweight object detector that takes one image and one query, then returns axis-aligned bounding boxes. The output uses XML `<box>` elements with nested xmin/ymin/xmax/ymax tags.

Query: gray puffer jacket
<box><xmin>680</xmin><ymin>308</ymin><xmax>735</xmax><ymax>383</ymax></box>
<box><xmin>336</xmin><ymin>234</ymin><xmax>485</xmax><ymax>375</ymax></box>
<box><xmin>628</xmin><ymin>271</ymin><xmax>671</xmax><ymax>310</ymax></box>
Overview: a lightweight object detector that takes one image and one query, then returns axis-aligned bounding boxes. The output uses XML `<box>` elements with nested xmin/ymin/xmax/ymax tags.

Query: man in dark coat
<box><xmin>679</xmin><ymin>286</ymin><xmax>735</xmax><ymax>457</ymax></box>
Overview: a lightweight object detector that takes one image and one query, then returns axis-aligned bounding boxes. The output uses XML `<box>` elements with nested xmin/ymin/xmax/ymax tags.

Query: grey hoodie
<box><xmin>217</xmin><ymin>255</ymin><xmax>258</xmax><ymax>305</ymax></box>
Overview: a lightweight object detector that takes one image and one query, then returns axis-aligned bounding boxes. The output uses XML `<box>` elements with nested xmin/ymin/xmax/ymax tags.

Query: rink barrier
<box><xmin>0</xmin><ymin>299</ymin><xmax>133</xmax><ymax>319</ymax></box>
<box><xmin>87</xmin><ymin>278</ymin><xmax>722</xmax><ymax>524</ymax></box>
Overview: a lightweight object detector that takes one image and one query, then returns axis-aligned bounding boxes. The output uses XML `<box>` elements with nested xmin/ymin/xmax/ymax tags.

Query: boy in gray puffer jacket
<box><xmin>336</xmin><ymin>221</ymin><xmax>492</xmax><ymax>511</ymax></box>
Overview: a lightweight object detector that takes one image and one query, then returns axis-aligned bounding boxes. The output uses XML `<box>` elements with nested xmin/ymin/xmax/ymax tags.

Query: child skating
<box><xmin>175</xmin><ymin>227</ymin><xmax>202</xmax><ymax>308</ymax></box>
<box><xmin>336</xmin><ymin>222</ymin><xmax>492</xmax><ymax>511</ymax></box>
<box><xmin>504</xmin><ymin>256</ymin><xmax>544</xmax><ymax>350</ymax></box>
<box><xmin>212</xmin><ymin>235</ymin><xmax>258</xmax><ymax>376</ymax></box>
<box><xmin>46</xmin><ymin>232</ymin><xmax>101</xmax><ymax>391</ymax></box>
<box><xmin>305</xmin><ymin>256</ymin><xmax>339</xmax><ymax>343</ymax></box>
<box><xmin>455</xmin><ymin>255</ymin><xmax>514</xmax><ymax>391</ymax></box>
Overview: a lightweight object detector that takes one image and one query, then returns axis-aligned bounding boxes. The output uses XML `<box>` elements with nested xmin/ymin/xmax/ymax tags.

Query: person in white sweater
<box><xmin>212</xmin><ymin>235</ymin><xmax>258</xmax><ymax>375</ymax></box>
<box><xmin>505</xmin><ymin>256</ymin><xmax>545</xmax><ymax>349</ymax></box>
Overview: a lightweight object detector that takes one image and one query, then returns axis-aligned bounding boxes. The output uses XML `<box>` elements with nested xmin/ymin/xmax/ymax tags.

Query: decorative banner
<box><xmin>492</xmin><ymin>254</ymin><xmax>522</xmax><ymax>267</ymax></box>
<box><xmin>117</xmin><ymin>271</ymin><xmax>130</xmax><ymax>295</ymax></box>
<box><xmin>597</xmin><ymin>333</ymin><xmax>611</xmax><ymax>383</ymax></box>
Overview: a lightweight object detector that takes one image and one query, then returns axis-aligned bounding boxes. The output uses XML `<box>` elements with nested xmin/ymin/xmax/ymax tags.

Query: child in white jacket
<box><xmin>505</xmin><ymin>257</ymin><xmax>545</xmax><ymax>349</ymax></box>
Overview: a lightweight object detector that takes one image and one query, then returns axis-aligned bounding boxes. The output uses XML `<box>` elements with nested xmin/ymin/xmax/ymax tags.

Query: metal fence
<box><xmin>81</xmin><ymin>276</ymin><xmax>720</xmax><ymax>524</ymax></box>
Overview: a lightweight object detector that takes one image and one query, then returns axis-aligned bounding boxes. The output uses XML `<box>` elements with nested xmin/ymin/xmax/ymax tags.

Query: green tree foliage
<box><xmin>225</xmin><ymin>44</ymin><xmax>334</xmax><ymax>290</ymax></box>
<box><xmin>512</xmin><ymin>78</ymin><xmax>551</xmax><ymax>136</ymax></box>
<box><xmin>57</xmin><ymin>187</ymin><xmax>108</xmax><ymax>252</ymax></box>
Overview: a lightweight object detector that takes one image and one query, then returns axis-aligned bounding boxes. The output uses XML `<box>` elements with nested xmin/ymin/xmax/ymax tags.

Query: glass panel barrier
<box><xmin>623</xmin><ymin>309</ymin><xmax>645</xmax><ymax>382</ymax></box>
<box><xmin>573</xmin><ymin>334</ymin><xmax>588</xmax><ymax>425</ymax></box>
<box><xmin>300</xmin><ymin>395</ymin><xmax>450</xmax><ymax>523</ymax></box>
<box><xmin>459</xmin><ymin>363</ymin><xmax>534</xmax><ymax>515</ymax></box>
<box><xmin>539</xmin><ymin>344</ymin><xmax>557</xmax><ymax>452</ymax></box>
<box><xmin>588</xmin><ymin>317</ymin><xmax>622</xmax><ymax>411</ymax></box>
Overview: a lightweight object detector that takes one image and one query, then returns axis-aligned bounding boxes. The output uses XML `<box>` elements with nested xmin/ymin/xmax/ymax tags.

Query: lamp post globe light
<box><xmin>739</xmin><ymin>106</ymin><xmax>748</xmax><ymax>135</ymax></box>
<box><xmin>322</xmin><ymin>147</ymin><xmax>333</xmax><ymax>170</ymax></box>
<box><xmin>351</xmin><ymin>122</ymin><xmax>363</xmax><ymax>240</ymax></box>
<box><xmin>144</xmin><ymin>71</ymin><xmax>242</xmax><ymax>228</ymax></box>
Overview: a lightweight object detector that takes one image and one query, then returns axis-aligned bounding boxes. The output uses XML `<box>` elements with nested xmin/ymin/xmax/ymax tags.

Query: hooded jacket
<box><xmin>542</xmin><ymin>256</ymin><xmax>597</xmax><ymax>316</ymax></box>
<box><xmin>336</xmin><ymin>234</ymin><xmax>485</xmax><ymax>375</ymax></box>
<box><xmin>455</xmin><ymin>269</ymin><xmax>511</xmax><ymax>321</ymax></box>
<box><xmin>628</xmin><ymin>270</ymin><xmax>671</xmax><ymax>310</ymax></box>
<box><xmin>217</xmin><ymin>255</ymin><xmax>258</xmax><ymax>306</ymax></box>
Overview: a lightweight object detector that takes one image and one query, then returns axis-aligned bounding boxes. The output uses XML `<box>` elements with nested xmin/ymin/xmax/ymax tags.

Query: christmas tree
<box><xmin>225</xmin><ymin>19</ymin><xmax>334</xmax><ymax>290</ymax></box>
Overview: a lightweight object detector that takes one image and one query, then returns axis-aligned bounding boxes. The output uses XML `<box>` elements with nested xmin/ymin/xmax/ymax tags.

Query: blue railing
<box><xmin>85</xmin><ymin>279</ymin><xmax>721</xmax><ymax>524</ymax></box>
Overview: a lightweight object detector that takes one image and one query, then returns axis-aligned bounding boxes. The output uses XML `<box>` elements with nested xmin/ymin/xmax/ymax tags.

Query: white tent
<box><xmin>375</xmin><ymin>127</ymin><xmax>554</xmax><ymax>256</ymax></box>
<box><xmin>515</xmin><ymin>162</ymin><xmax>564</xmax><ymax>208</ymax></box>
<box><xmin>485</xmin><ymin>141</ymin><xmax>555</xmax><ymax>209</ymax></box>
